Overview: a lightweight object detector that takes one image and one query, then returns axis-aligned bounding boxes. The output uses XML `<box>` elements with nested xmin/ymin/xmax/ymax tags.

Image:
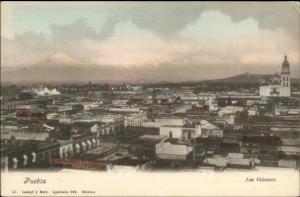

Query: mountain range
<box><xmin>1</xmin><ymin>52</ymin><xmax>299</xmax><ymax>84</ymax></box>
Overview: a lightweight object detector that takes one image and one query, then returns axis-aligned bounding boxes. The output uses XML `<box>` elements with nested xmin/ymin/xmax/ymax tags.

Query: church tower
<box><xmin>280</xmin><ymin>55</ymin><xmax>291</xmax><ymax>97</ymax></box>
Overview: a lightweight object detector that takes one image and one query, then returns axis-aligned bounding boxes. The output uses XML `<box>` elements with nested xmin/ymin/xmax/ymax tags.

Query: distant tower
<box><xmin>280</xmin><ymin>55</ymin><xmax>291</xmax><ymax>97</ymax></box>
<box><xmin>88</xmin><ymin>80</ymin><xmax>93</xmax><ymax>95</ymax></box>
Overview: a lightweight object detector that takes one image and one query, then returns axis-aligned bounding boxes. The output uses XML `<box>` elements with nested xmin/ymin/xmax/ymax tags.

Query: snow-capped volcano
<box><xmin>49</xmin><ymin>52</ymin><xmax>84</xmax><ymax>65</ymax></box>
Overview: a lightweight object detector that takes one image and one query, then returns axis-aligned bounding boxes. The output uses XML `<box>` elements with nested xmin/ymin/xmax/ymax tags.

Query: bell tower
<box><xmin>280</xmin><ymin>54</ymin><xmax>291</xmax><ymax>97</ymax></box>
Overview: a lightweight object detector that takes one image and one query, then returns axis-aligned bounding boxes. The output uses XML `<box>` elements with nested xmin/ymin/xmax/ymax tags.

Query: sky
<box><xmin>1</xmin><ymin>2</ymin><xmax>300</xmax><ymax>79</ymax></box>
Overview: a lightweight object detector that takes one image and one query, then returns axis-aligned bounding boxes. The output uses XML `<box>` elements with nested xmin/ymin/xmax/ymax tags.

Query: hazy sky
<box><xmin>1</xmin><ymin>2</ymin><xmax>300</xmax><ymax>78</ymax></box>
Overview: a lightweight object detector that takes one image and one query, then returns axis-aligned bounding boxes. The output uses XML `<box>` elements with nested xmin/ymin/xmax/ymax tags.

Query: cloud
<box><xmin>1</xmin><ymin>32</ymin><xmax>53</xmax><ymax>66</ymax></box>
<box><xmin>3</xmin><ymin>2</ymin><xmax>299</xmax><ymax>40</ymax></box>
<box><xmin>180</xmin><ymin>10</ymin><xmax>299</xmax><ymax>64</ymax></box>
<box><xmin>50</xmin><ymin>18</ymin><xmax>97</xmax><ymax>43</ymax></box>
<box><xmin>74</xmin><ymin>11</ymin><xmax>299</xmax><ymax>76</ymax></box>
<box><xmin>101</xmin><ymin>2</ymin><xmax>299</xmax><ymax>41</ymax></box>
<box><xmin>1</xmin><ymin>2</ymin><xmax>299</xmax><ymax>78</ymax></box>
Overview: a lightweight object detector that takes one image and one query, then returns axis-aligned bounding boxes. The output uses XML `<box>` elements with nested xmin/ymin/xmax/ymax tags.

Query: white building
<box><xmin>260</xmin><ymin>55</ymin><xmax>291</xmax><ymax>97</ymax></box>
<box><xmin>158</xmin><ymin>118</ymin><xmax>223</xmax><ymax>139</ymax></box>
<box><xmin>156</xmin><ymin>142</ymin><xmax>193</xmax><ymax>160</ymax></box>
<box><xmin>159</xmin><ymin>123</ymin><xmax>202</xmax><ymax>141</ymax></box>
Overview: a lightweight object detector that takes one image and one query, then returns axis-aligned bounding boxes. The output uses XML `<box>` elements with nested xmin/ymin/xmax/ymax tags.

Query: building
<box><xmin>218</xmin><ymin>106</ymin><xmax>244</xmax><ymax>125</ymax></box>
<box><xmin>159</xmin><ymin>123</ymin><xmax>201</xmax><ymax>141</ymax></box>
<box><xmin>18</xmin><ymin>91</ymin><xmax>35</xmax><ymax>100</ymax></box>
<box><xmin>200</xmin><ymin>120</ymin><xmax>223</xmax><ymax>138</ymax></box>
<box><xmin>124</xmin><ymin>112</ymin><xmax>147</xmax><ymax>127</ymax></box>
<box><xmin>1</xmin><ymin>130</ymin><xmax>49</xmax><ymax>142</ymax></box>
<box><xmin>194</xmin><ymin>137</ymin><xmax>223</xmax><ymax>162</ymax></box>
<box><xmin>58</xmin><ymin>139</ymin><xmax>74</xmax><ymax>159</ymax></box>
<box><xmin>72</xmin><ymin>134</ymin><xmax>98</xmax><ymax>155</ymax></box>
<box><xmin>226</xmin><ymin>153</ymin><xmax>254</xmax><ymax>168</ymax></box>
<box><xmin>130</xmin><ymin>135</ymin><xmax>166</xmax><ymax>159</ymax></box>
<box><xmin>1</xmin><ymin>141</ymin><xmax>60</xmax><ymax>170</ymax></box>
<box><xmin>241</xmin><ymin>135</ymin><xmax>281</xmax><ymax>166</ymax></box>
<box><xmin>37</xmin><ymin>141</ymin><xmax>60</xmax><ymax>166</ymax></box>
<box><xmin>204</xmin><ymin>155</ymin><xmax>227</xmax><ymax>168</ymax></box>
<box><xmin>144</xmin><ymin>117</ymin><xmax>185</xmax><ymax>128</ymax></box>
<box><xmin>260</xmin><ymin>55</ymin><xmax>291</xmax><ymax>97</ymax></box>
<box><xmin>156</xmin><ymin>140</ymin><xmax>193</xmax><ymax>161</ymax></box>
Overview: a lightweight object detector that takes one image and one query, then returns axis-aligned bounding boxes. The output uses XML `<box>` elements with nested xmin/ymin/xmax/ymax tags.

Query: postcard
<box><xmin>1</xmin><ymin>1</ymin><xmax>300</xmax><ymax>196</ymax></box>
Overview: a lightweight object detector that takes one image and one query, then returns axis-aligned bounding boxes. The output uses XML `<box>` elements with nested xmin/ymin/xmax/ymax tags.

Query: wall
<box><xmin>160</xmin><ymin>126</ymin><xmax>182</xmax><ymax>139</ymax></box>
<box><xmin>155</xmin><ymin>118</ymin><xmax>185</xmax><ymax>127</ymax></box>
<box><xmin>259</xmin><ymin>86</ymin><xmax>271</xmax><ymax>97</ymax></box>
<box><xmin>156</xmin><ymin>142</ymin><xmax>193</xmax><ymax>160</ymax></box>
<box><xmin>280</xmin><ymin>86</ymin><xmax>291</xmax><ymax>97</ymax></box>
<box><xmin>59</xmin><ymin>142</ymin><xmax>73</xmax><ymax>159</ymax></box>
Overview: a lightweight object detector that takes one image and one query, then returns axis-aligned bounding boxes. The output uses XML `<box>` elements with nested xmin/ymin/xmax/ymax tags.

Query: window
<box><xmin>23</xmin><ymin>155</ymin><xmax>28</xmax><ymax>166</ymax></box>
<box><xmin>32</xmin><ymin>152</ymin><xmax>36</xmax><ymax>163</ymax></box>
<box><xmin>75</xmin><ymin>144</ymin><xmax>80</xmax><ymax>153</ymax></box>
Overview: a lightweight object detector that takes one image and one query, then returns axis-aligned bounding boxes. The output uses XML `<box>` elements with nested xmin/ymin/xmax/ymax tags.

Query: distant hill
<box><xmin>145</xmin><ymin>72</ymin><xmax>300</xmax><ymax>89</ymax></box>
<box><xmin>209</xmin><ymin>73</ymin><xmax>276</xmax><ymax>84</ymax></box>
<box><xmin>209</xmin><ymin>72</ymin><xmax>300</xmax><ymax>85</ymax></box>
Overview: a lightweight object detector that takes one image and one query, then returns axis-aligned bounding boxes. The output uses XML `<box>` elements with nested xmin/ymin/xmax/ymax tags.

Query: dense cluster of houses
<box><xmin>1</xmin><ymin>82</ymin><xmax>299</xmax><ymax>171</ymax></box>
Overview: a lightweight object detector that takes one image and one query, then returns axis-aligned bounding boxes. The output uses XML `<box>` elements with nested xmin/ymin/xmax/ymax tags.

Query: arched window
<box><xmin>81</xmin><ymin>142</ymin><xmax>87</xmax><ymax>152</ymax></box>
<box><xmin>75</xmin><ymin>144</ymin><xmax>80</xmax><ymax>153</ymax></box>
<box><xmin>32</xmin><ymin>152</ymin><xmax>36</xmax><ymax>163</ymax></box>
<box><xmin>86</xmin><ymin>140</ymin><xmax>92</xmax><ymax>150</ymax></box>
<box><xmin>92</xmin><ymin>139</ymin><xmax>97</xmax><ymax>147</ymax></box>
<box><xmin>23</xmin><ymin>155</ymin><xmax>28</xmax><ymax>166</ymax></box>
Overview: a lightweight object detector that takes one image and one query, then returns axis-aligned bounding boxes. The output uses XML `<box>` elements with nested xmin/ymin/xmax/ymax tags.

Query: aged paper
<box><xmin>1</xmin><ymin>2</ymin><xmax>300</xmax><ymax>196</ymax></box>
